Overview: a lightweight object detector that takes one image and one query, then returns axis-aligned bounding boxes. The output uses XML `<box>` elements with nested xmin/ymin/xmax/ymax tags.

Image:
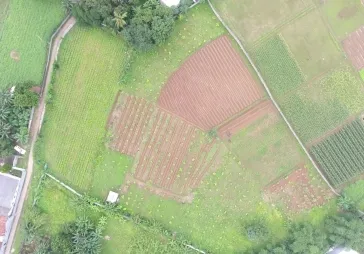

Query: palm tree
<box><xmin>0</xmin><ymin>106</ymin><xmax>10</xmax><ymax>121</ymax></box>
<box><xmin>113</xmin><ymin>11</ymin><xmax>127</xmax><ymax>30</ymax></box>
<box><xmin>13</xmin><ymin>127</ymin><xmax>28</xmax><ymax>145</ymax></box>
<box><xmin>0</xmin><ymin>120</ymin><xmax>11</xmax><ymax>139</ymax></box>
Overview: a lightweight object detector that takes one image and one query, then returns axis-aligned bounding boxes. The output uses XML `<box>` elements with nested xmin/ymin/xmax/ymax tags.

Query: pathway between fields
<box><xmin>4</xmin><ymin>16</ymin><xmax>76</xmax><ymax>254</ymax></box>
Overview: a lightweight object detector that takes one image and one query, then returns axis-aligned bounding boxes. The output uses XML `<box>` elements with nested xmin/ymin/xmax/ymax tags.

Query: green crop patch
<box><xmin>41</xmin><ymin>26</ymin><xmax>128</xmax><ymax>191</ymax></box>
<box><xmin>311</xmin><ymin>119</ymin><xmax>364</xmax><ymax>187</ymax></box>
<box><xmin>280</xmin><ymin>66</ymin><xmax>364</xmax><ymax>143</ymax></box>
<box><xmin>360</xmin><ymin>69</ymin><xmax>364</xmax><ymax>81</ymax></box>
<box><xmin>322</xmin><ymin>0</ymin><xmax>364</xmax><ymax>40</ymax></box>
<box><xmin>281</xmin><ymin>9</ymin><xmax>341</xmax><ymax>79</ymax></box>
<box><xmin>253</xmin><ymin>35</ymin><xmax>304</xmax><ymax>95</ymax></box>
<box><xmin>0</xmin><ymin>0</ymin><xmax>64</xmax><ymax>88</ymax></box>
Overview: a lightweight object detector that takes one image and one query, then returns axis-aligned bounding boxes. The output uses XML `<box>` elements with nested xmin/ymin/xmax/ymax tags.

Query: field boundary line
<box><xmin>207</xmin><ymin>0</ymin><xmax>339</xmax><ymax>195</ymax></box>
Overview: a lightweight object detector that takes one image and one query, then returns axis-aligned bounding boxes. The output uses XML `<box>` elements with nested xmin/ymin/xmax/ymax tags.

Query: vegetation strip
<box><xmin>206</xmin><ymin>0</ymin><xmax>338</xmax><ymax>195</ymax></box>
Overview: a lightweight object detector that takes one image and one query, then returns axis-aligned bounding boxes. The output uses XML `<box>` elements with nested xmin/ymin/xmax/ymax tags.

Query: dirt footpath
<box><xmin>4</xmin><ymin>16</ymin><xmax>76</xmax><ymax>254</ymax></box>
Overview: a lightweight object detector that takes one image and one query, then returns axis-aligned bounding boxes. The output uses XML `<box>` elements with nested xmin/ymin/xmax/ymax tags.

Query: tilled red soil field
<box><xmin>108</xmin><ymin>93</ymin><xmax>223</xmax><ymax>200</ymax></box>
<box><xmin>264</xmin><ymin>166</ymin><xmax>333</xmax><ymax>212</ymax></box>
<box><xmin>158</xmin><ymin>35</ymin><xmax>264</xmax><ymax>130</ymax></box>
<box><xmin>342</xmin><ymin>26</ymin><xmax>364</xmax><ymax>70</ymax></box>
<box><xmin>108</xmin><ymin>93</ymin><xmax>156</xmax><ymax>156</ymax></box>
<box><xmin>218</xmin><ymin>99</ymin><xmax>275</xmax><ymax>139</ymax></box>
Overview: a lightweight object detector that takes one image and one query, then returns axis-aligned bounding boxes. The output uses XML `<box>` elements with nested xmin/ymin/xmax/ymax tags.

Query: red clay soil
<box><xmin>158</xmin><ymin>35</ymin><xmax>264</xmax><ymax>130</ymax></box>
<box><xmin>108</xmin><ymin>93</ymin><xmax>156</xmax><ymax>156</ymax></box>
<box><xmin>218</xmin><ymin>99</ymin><xmax>275</xmax><ymax>139</ymax></box>
<box><xmin>265</xmin><ymin>166</ymin><xmax>334</xmax><ymax>212</ymax></box>
<box><xmin>132</xmin><ymin>108</ymin><xmax>222</xmax><ymax>197</ymax></box>
<box><xmin>342</xmin><ymin>26</ymin><xmax>364</xmax><ymax>70</ymax></box>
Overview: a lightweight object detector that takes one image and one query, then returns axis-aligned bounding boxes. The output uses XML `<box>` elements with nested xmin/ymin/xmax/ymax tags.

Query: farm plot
<box><xmin>0</xmin><ymin>0</ymin><xmax>65</xmax><ymax>88</ymax></box>
<box><xmin>40</xmin><ymin>26</ymin><xmax>129</xmax><ymax>191</ymax></box>
<box><xmin>210</xmin><ymin>0</ymin><xmax>314</xmax><ymax>45</ymax></box>
<box><xmin>218</xmin><ymin>99</ymin><xmax>276</xmax><ymax>139</ymax></box>
<box><xmin>321</xmin><ymin>0</ymin><xmax>364</xmax><ymax>40</ymax></box>
<box><xmin>122</xmin><ymin>105</ymin><xmax>222</xmax><ymax>201</ymax></box>
<box><xmin>158</xmin><ymin>35</ymin><xmax>264</xmax><ymax>130</ymax></box>
<box><xmin>311</xmin><ymin>119</ymin><xmax>364</xmax><ymax>187</ymax></box>
<box><xmin>279</xmin><ymin>65</ymin><xmax>364</xmax><ymax>143</ymax></box>
<box><xmin>280</xmin><ymin>9</ymin><xmax>342</xmax><ymax>79</ymax></box>
<box><xmin>108</xmin><ymin>93</ymin><xmax>155</xmax><ymax>156</ymax></box>
<box><xmin>253</xmin><ymin>35</ymin><xmax>304</xmax><ymax>96</ymax></box>
<box><xmin>342</xmin><ymin>26</ymin><xmax>364</xmax><ymax>70</ymax></box>
<box><xmin>264</xmin><ymin>166</ymin><xmax>334</xmax><ymax>212</ymax></box>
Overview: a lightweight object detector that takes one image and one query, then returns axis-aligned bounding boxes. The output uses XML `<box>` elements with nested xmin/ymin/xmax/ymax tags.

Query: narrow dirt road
<box><xmin>4</xmin><ymin>16</ymin><xmax>76</xmax><ymax>254</ymax></box>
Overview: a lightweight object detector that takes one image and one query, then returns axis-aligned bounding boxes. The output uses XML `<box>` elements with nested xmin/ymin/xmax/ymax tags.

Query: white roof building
<box><xmin>327</xmin><ymin>247</ymin><xmax>359</xmax><ymax>254</ymax></box>
<box><xmin>160</xmin><ymin>0</ymin><xmax>180</xmax><ymax>7</ymax></box>
<box><xmin>106</xmin><ymin>191</ymin><xmax>119</xmax><ymax>204</ymax></box>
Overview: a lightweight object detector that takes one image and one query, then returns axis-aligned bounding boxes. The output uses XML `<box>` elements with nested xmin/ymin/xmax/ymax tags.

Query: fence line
<box><xmin>206</xmin><ymin>0</ymin><xmax>339</xmax><ymax>195</ymax></box>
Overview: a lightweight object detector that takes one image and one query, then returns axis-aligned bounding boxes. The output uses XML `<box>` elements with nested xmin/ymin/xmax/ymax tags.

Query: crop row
<box><xmin>311</xmin><ymin>119</ymin><xmax>364</xmax><ymax>186</ymax></box>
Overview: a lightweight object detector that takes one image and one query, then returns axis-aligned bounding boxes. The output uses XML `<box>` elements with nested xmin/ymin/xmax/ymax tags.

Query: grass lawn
<box><xmin>360</xmin><ymin>69</ymin><xmax>364</xmax><ymax>81</ymax></box>
<box><xmin>122</xmin><ymin>4</ymin><xmax>225</xmax><ymax>101</ymax></box>
<box><xmin>0</xmin><ymin>0</ymin><xmax>10</xmax><ymax>32</ymax></box>
<box><xmin>344</xmin><ymin>180</ymin><xmax>364</xmax><ymax>210</ymax></box>
<box><xmin>280</xmin><ymin>65</ymin><xmax>364</xmax><ymax>143</ymax></box>
<box><xmin>253</xmin><ymin>35</ymin><xmax>304</xmax><ymax>95</ymax></box>
<box><xmin>210</xmin><ymin>0</ymin><xmax>314</xmax><ymax>45</ymax></box>
<box><xmin>0</xmin><ymin>0</ymin><xmax>65</xmax><ymax>88</ymax></box>
<box><xmin>322</xmin><ymin>0</ymin><xmax>364</xmax><ymax>40</ymax></box>
<box><xmin>281</xmin><ymin>9</ymin><xmax>341</xmax><ymax>80</ymax></box>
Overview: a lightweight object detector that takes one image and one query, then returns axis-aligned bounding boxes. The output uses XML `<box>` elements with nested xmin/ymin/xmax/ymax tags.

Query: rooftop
<box><xmin>160</xmin><ymin>0</ymin><xmax>180</xmax><ymax>7</ymax></box>
<box><xmin>0</xmin><ymin>173</ymin><xmax>20</xmax><ymax>216</ymax></box>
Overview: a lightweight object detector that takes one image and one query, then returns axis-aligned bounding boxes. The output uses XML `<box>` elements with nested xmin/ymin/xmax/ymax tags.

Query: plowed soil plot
<box><xmin>342</xmin><ymin>26</ymin><xmax>364</xmax><ymax>70</ymax></box>
<box><xmin>158</xmin><ymin>35</ymin><xmax>264</xmax><ymax>130</ymax></box>
<box><xmin>108</xmin><ymin>93</ymin><xmax>155</xmax><ymax>156</ymax></box>
<box><xmin>132</xmin><ymin>108</ymin><xmax>222</xmax><ymax>199</ymax></box>
<box><xmin>218</xmin><ymin>99</ymin><xmax>275</xmax><ymax>139</ymax></box>
<box><xmin>264</xmin><ymin>166</ymin><xmax>333</xmax><ymax>212</ymax></box>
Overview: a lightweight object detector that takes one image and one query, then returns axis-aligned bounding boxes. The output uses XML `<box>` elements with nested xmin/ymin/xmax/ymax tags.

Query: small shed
<box><xmin>327</xmin><ymin>247</ymin><xmax>360</xmax><ymax>254</ymax></box>
<box><xmin>106</xmin><ymin>191</ymin><xmax>119</xmax><ymax>204</ymax></box>
<box><xmin>160</xmin><ymin>0</ymin><xmax>180</xmax><ymax>7</ymax></box>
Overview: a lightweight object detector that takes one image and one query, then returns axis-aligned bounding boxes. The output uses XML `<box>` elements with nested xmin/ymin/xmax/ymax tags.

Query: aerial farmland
<box><xmin>1</xmin><ymin>0</ymin><xmax>364</xmax><ymax>253</ymax></box>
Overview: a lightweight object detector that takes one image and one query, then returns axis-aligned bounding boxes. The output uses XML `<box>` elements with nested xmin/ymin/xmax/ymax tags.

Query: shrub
<box><xmin>13</xmin><ymin>82</ymin><xmax>39</xmax><ymax>108</ymax></box>
<box><xmin>0</xmin><ymin>164</ymin><xmax>11</xmax><ymax>173</ymax></box>
<box><xmin>245</xmin><ymin>221</ymin><xmax>269</xmax><ymax>241</ymax></box>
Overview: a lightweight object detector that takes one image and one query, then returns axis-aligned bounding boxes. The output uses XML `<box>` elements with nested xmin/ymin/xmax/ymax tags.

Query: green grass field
<box><xmin>0</xmin><ymin>0</ymin><xmax>65</xmax><ymax>88</ymax></box>
<box><xmin>321</xmin><ymin>0</ymin><xmax>364</xmax><ymax>40</ymax></box>
<box><xmin>281</xmin><ymin>9</ymin><xmax>341</xmax><ymax>79</ymax></box>
<box><xmin>210</xmin><ymin>0</ymin><xmax>313</xmax><ymax>45</ymax></box>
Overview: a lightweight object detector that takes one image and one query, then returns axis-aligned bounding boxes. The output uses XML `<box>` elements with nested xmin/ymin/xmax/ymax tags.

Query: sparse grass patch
<box><xmin>281</xmin><ymin>9</ymin><xmax>341</xmax><ymax>79</ymax></box>
<box><xmin>0</xmin><ymin>0</ymin><xmax>65</xmax><ymax>88</ymax></box>
<box><xmin>253</xmin><ymin>35</ymin><xmax>304</xmax><ymax>96</ymax></box>
<box><xmin>360</xmin><ymin>69</ymin><xmax>364</xmax><ymax>81</ymax></box>
<box><xmin>322</xmin><ymin>0</ymin><xmax>364</xmax><ymax>40</ymax></box>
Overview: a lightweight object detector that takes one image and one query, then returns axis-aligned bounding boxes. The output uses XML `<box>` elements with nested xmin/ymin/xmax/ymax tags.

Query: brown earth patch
<box><xmin>218</xmin><ymin>99</ymin><xmax>276</xmax><ymax>139</ymax></box>
<box><xmin>108</xmin><ymin>93</ymin><xmax>223</xmax><ymax>201</ymax></box>
<box><xmin>158</xmin><ymin>35</ymin><xmax>264</xmax><ymax>130</ymax></box>
<box><xmin>264</xmin><ymin>165</ymin><xmax>334</xmax><ymax>212</ymax></box>
<box><xmin>342</xmin><ymin>26</ymin><xmax>364</xmax><ymax>70</ymax></box>
<box><xmin>338</xmin><ymin>6</ymin><xmax>358</xmax><ymax>19</ymax></box>
<box><xmin>10</xmin><ymin>50</ymin><xmax>20</xmax><ymax>61</ymax></box>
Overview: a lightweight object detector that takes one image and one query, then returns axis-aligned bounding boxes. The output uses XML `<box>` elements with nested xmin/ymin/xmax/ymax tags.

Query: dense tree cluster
<box><xmin>0</xmin><ymin>82</ymin><xmax>38</xmax><ymax>157</ymax></box>
<box><xmin>69</xmin><ymin>0</ymin><xmax>192</xmax><ymax>50</ymax></box>
<box><xmin>257</xmin><ymin>213</ymin><xmax>364</xmax><ymax>254</ymax></box>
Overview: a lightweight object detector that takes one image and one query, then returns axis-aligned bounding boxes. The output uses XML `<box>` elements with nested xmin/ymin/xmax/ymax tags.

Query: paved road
<box><xmin>4</xmin><ymin>16</ymin><xmax>76</xmax><ymax>254</ymax></box>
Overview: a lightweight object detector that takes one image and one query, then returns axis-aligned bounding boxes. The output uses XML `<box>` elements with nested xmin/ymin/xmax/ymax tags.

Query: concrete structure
<box><xmin>160</xmin><ymin>0</ymin><xmax>180</xmax><ymax>7</ymax></box>
<box><xmin>327</xmin><ymin>247</ymin><xmax>360</xmax><ymax>254</ymax></box>
<box><xmin>106</xmin><ymin>191</ymin><xmax>119</xmax><ymax>203</ymax></box>
<box><xmin>0</xmin><ymin>173</ymin><xmax>20</xmax><ymax>250</ymax></box>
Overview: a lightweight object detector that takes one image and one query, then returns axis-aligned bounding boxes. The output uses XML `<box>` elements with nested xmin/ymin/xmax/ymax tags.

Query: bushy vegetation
<box><xmin>0</xmin><ymin>0</ymin><xmax>65</xmax><ymax>88</ymax></box>
<box><xmin>70</xmin><ymin>0</ymin><xmax>192</xmax><ymax>51</ymax></box>
<box><xmin>0</xmin><ymin>84</ymin><xmax>38</xmax><ymax>157</ymax></box>
<box><xmin>258</xmin><ymin>213</ymin><xmax>364</xmax><ymax>254</ymax></box>
<box><xmin>253</xmin><ymin>35</ymin><xmax>304</xmax><ymax>95</ymax></box>
<box><xmin>311</xmin><ymin>119</ymin><xmax>364</xmax><ymax>187</ymax></box>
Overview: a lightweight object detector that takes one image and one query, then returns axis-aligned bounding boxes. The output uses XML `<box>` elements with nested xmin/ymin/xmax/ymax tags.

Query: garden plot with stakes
<box><xmin>158</xmin><ymin>35</ymin><xmax>264</xmax><ymax>130</ymax></box>
<box><xmin>264</xmin><ymin>165</ymin><xmax>334</xmax><ymax>212</ymax></box>
<box><xmin>311</xmin><ymin>119</ymin><xmax>364</xmax><ymax>187</ymax></box>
